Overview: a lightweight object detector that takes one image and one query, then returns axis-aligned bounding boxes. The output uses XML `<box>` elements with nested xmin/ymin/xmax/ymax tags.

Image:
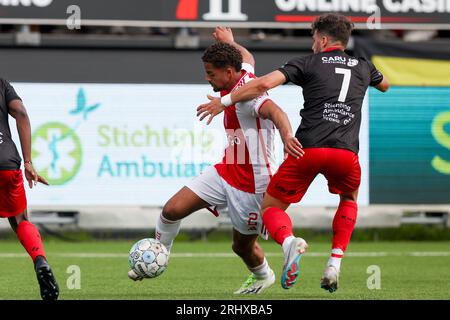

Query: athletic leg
<box><xmin>322</xmin><ymin>148</ymin><xmax>361</xmax><ymax>292</ymax></box>
<box><xmin>156</xmin><ymin>186</ymin><xmax>210</xmax><ymax>252</ymax></box>
<box><xmin>262</xmin><ymin>152</ymin><xmax>320</xmax><ymax>290</ymax></box>
<box><xmin>129</xmin><ymin>167</ymin><xmax>225</xmax><ymax>281</ymax></box>
<box><xmin>9</xmin><ymin>209</ymin><xmax>59</xmax><ymax>300</ymax></box>
<box><xmin>232</xmin><ymin>230</ymin><xmax>275</xmax><ymax>294</ymax></box>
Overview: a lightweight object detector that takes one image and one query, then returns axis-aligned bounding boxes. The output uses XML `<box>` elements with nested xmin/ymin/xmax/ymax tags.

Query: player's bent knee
<box><xmin>340</xmin><ymin>191</ymin><xmax>358</xmax><ymax>202</ymax></box>
<box><xmin>161</xmin><ymin>202</ymin><xmax>184</xmax><ymax>221</ymax></box>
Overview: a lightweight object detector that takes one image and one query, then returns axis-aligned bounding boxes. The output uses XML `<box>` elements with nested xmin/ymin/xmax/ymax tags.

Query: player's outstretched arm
<box><xmin>8</xmin><ymin>100</ymin><xmax>48</xmax><ymax>188</ymax></box>
<box><xmin>213</xmin><ymin>26</ymin><xmax>255</xmax><ymax>68</ymax></box>
<box><xmin>197</xmin><ymin>70</ymin><xmax>286</xmax><ymax>125</ymax></box>
<box><xmin>258</xmin><ymin>100</ymin><xmax>304</xmax><ymax>159</ymax></box>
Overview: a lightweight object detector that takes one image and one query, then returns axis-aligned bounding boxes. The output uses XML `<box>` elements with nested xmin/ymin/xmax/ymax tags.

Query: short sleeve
<box><xmin>241</xmin><ymin>62</ymin><xmax>255</xmax><ymax>74</ymax></box>
<box><xmin>236</xmin><ymin>92</ymin><xmax>271</xmax><ymax>118</ymax></box>
<box><xmin>367</xmin><ymin>60</ymin><xmax>384</xmax><ymax>86</ymax></box>
<box><xmin>2</xmin><ymin>79</ymin><xmax>22</xmax><ymax>104</ymax></box>
<box><xmin>278</xmin><ymin>56</ymin><xmax>307</xmax><ymax>86</ymax></box>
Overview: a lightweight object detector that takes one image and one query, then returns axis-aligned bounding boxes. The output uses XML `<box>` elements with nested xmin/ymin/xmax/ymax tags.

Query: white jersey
<box><xmin>214</xmin><ymin>63</ymin><xmax>277</xmax><ymax>194</ymax></box>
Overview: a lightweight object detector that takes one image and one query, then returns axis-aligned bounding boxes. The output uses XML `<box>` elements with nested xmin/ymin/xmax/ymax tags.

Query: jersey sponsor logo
<box><xmin>0</xmin><ymin>0</ymin><xmax>53</xmax><ymax>7</ymax></box>
<box><xmin>322</xmin><ymin>56</ymin><xmax>348</xmax><ymax>65</ymax></box>
<box><xmin>227</xmin><ymin>133</ymin><xmax>241</xmax><ymax>146</ymax></box>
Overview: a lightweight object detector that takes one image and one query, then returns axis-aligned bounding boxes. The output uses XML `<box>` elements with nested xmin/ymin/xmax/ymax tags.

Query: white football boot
<box><xmin>320</xmin><ymin>265</ymin><xmax>339</xmax><ymax>293</ymax></box>
<box><xmin>128</xmin><ymin>269</ymin><xmax>144</xmax><ymax>281</ymax></box>
<box><xmin>281</xmin><ymin>237</ymin><xmax>308</xmax><ymax>289</ymax></box>
<box><xmin>234</xmin><ymin>268</ymin><xmax>276</xmax><ymax>294</ymax></box>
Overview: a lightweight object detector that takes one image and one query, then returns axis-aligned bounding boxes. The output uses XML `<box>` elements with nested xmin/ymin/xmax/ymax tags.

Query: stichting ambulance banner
<box><xmin>10</xmin><ymin>83</ymin><xmax>370</xmax><ymax>206</ymax></box>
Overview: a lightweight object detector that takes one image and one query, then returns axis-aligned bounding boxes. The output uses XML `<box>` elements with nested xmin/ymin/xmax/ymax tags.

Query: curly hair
<box><xmin>201</xmin><ymin>42</ymin><xmax>242</xmax><ymax>72</ymax></box>
<box><xmin>311</xmin><ymin>13</ymin><xmax>354</xmax><ymax>46</ymax></box>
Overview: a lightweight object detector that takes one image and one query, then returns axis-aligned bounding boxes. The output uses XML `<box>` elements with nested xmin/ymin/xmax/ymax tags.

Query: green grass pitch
<box><xmin>1</xmin><ymin>240</ymin><xmax>449</xmax><ymax>300</ymax></box>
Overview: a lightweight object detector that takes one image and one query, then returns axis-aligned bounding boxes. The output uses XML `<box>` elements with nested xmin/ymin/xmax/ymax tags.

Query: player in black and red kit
<box><xmin>198</xmin><ymin>14</ymin><xmax>389</xmax><ymax>292</ymax></box>
<box><xmin>0</xmin><ymin>79</ymin><xmax>59</xmax><ymax>300</ymax></box>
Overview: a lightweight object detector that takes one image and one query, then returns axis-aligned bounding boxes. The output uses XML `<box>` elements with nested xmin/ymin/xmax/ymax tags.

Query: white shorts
<box><xmin>186</xmin><ymin>166</ymin><xmax>268</xmax><ymax>239</ymax></box>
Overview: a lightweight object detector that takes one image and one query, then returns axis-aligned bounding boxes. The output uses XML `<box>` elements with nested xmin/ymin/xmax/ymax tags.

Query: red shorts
<box><xmin>0</xmin><ymin>170</ymin><xmax>27</xmax><ymax>218</ymax></box>
<box><xmin>267</xmin><ymin>148</ymin><xmax>361</xmax><ymax>204</ymax></box>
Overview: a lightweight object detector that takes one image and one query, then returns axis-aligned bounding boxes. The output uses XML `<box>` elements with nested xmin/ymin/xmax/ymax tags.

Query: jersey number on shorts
<box><xmin>247</xmin><ymin>212</ymin><xmax>258</xmax><ymax>231</ymax></box>
<box><xmin>335</xmin><ymin>68</ymin><xmax>351</xmax><ymax>102</ymax></box>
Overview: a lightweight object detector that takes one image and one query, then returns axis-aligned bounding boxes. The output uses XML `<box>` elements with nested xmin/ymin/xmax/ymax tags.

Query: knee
<box><xmin>340</xmin><ymin>190</ymin><xmax>358</xmax><ymax>203</ymax></box>
<box><xmin>8</xmin><ymin>211</ymin><xmax>28</xmax><ymax>233</ymax></box>
<box><xmin>161</xmin><ymin>201</ymin><xmax>182</xmax><ymax>221</ymax></box>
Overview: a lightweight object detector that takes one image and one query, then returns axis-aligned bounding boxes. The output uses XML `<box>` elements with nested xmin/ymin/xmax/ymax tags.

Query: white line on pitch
<box><xmin>0</xmin><ymin>252</ymin><xmax>449</xmax><ymax>258</ymax></box>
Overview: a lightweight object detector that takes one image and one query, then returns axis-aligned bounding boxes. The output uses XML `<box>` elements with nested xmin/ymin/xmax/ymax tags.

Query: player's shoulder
<box><xmin>351</xmin><ymin>55</ymin><xmax>374</xmax><ymax>67</ymax></box>
<box><xmin>241</xmin><ymin>62</ymin><xmax>255</xmax><ymax>75</ymax></box>
<box><xmin>284</xmin><ymin>53</ymin><xmax>314</xmax><ymax>66</ymax></box>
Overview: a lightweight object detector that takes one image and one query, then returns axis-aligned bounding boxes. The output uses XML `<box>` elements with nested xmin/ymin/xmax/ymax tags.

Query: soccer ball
<box><xmin>128</xmin><ymin>238</ymin><xmax>169</xmax><ymax>278</ymax></box>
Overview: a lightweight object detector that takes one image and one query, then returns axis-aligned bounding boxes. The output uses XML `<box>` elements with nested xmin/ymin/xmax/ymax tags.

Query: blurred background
<box><xmin>0</xmin><ymin>0</ymin><xmax>449</xmax><ymax>241</ymax></box>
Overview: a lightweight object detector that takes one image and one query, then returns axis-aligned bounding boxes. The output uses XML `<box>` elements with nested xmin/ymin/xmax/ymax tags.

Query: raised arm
<box><xmin>8</xmin><ymin>99</ymin><xmax>48</xmax><ymax>188</ymax></box>
<box><xmin>213</xmin><ymin>26</ymin><xmax>255</xmax><ymax>68</ymax></box>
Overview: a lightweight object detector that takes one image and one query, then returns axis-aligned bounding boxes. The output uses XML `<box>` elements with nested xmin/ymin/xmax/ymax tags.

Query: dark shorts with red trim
<box><xmin>0</xmin><ymin>170</ymin><xmax>27</xmax><ymax>218</ymax></box>
<box><xmin>267</xmin><ymin>148</ymin><xmax>361</xmax><ymax>204</ymax></box>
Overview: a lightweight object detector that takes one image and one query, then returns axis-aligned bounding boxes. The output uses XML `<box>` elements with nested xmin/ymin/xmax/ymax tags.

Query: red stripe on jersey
<box><xmin>215</xmin><ymin>69</ymin><xmax>257</xmax><ymax>194</ymax></box>
<box><xmin>215</xmin><ymin>104</ymin><xmax>256</xmax><ymax>194</ymax></box>
<box><xmin>256</xmin><ymin>116</ymin><xmax>273</xmax><ymax>179</ymax></box>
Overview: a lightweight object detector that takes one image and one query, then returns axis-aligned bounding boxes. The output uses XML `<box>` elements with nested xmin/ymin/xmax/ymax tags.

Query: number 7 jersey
<box><xmin>278</xmin><ymin>48</ymin><xmax>384</xmax><ymax>154</ymax></box>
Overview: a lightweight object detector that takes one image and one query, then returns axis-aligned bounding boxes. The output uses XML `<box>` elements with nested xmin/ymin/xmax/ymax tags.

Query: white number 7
<box><xmin>335</xmin><ymin>68</ymin><xmax>351</xmax><ymax>102</ymax></box>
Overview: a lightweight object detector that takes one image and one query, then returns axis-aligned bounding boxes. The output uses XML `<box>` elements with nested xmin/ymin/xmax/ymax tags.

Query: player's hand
<box><xmin>197</xmin><ymin>95</ymin><xmax>225</xmax><ymax>125</ymax></box>
<box><xmin>283</xmin><ymin>136</ymin><xmax>305</xmax><ymax>159</ymax></box>
<box><xmin>24</xmin><ymin>162</ymin><xmax>49</xmax><ymax>188</ymax></box>
<box><xmin>213</xmin><ymin>26</ymin><xmax>234</xmax><ymax>43</ymax></box>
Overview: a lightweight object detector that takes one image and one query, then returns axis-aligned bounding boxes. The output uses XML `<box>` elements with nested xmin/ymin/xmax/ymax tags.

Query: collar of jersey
<box><xmin>322</xmin><ymin>46</ymin><xmax>344</xmax><ymax>53</ymax></box>
<box><xmin>222</xmin><ymin>69</ymin><xmax>248</xmax><ymax>96</ymax></box>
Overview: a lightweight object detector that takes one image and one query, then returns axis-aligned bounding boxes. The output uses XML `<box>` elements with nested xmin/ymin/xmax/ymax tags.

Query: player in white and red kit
<box><xmin>198</xmin><ymin>15</ymin><xmax>389</xmax><ymax>293</ymax></box>
<box><xmin>128</xmin><ymin>27</ymin><xmax>303</xmax><ymax>294</ymax></box>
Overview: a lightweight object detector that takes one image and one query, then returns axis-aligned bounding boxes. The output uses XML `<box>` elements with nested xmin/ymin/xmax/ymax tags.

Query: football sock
<box><xmin>248</xmin><ymin>257</ymin><xmax>271</xmax><ymax>280</ymax></box>
<box><xmin>16</xmin><ymin>221</ymin><xmax>46</xmax><ymax>262</ymax></box>
<box><xmin>262</xmin><ymin>207</ymin><xmax>294</xmax><ymax>245</ymax></box>
<box><xmin>329</xmin><ymin>200</ymin><xmax>358</xmax><ymax>271</ymax></box>
<box><xmin>327</xmin><ymin>249</ymin><xmax>344</xmax><ymax>271</ymax></box>
<box><xmin>155</xmin><ymin>213</ymin><xmax>181</xmax><ymax>252</ymax></box>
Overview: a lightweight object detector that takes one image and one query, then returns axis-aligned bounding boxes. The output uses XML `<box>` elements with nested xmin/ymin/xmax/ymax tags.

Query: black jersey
<box><xmin>278</xmin><ymin>48</ymin><xmax>383</xmax><ymax>154</ymax></box>
<box><xmin>0</xmin><ymin>79</ymin><xmax>22</xmax><ymax>170</ymax></box>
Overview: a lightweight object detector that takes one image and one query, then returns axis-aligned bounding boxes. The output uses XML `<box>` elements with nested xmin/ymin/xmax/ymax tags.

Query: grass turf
<box><xmin>1</xmin><ymin>240</ymin><xmax>449</xmax><ymax>300</ymax></box>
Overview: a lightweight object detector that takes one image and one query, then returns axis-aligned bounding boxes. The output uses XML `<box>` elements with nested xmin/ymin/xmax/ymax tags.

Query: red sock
<box><xmin>16</xmin><ymin>221</ymin><xmax>46</xmax><ymax>262</ymax></box>
<box><xmin>262</xmin><ymin>207</ymin><xmax>294</xmax><ymax>245</ymax></box>
<box><xmin>332</xmin><ymin>200</ymin><xmax>358</xmax><ymax>253</ymax></box>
